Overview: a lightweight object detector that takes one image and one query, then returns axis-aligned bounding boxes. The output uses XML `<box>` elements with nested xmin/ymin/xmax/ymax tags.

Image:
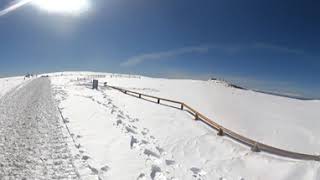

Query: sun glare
<box><xmin>31</xmin><ymin>0</ymin><xmax>89</xmax><ymax>15</ymax></box>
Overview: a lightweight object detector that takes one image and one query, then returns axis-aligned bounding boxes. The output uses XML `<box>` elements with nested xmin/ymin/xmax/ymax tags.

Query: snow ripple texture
<box><xmin>0</xmin><ymin>78</ymin><xmax>79</xmax><ymax>179</ymax></box>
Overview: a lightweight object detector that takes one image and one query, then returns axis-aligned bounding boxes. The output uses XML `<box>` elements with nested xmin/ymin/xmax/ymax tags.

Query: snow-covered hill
<box><xmin>1</xmin><ymin>72</ymin><xmax>319</xmax><ymax>179</ymax></box>
<box><xmin>0</xmin><ymin>76</ymin><xmax>28</xmax><ymax>98</ymax></box>
<box><xmin>46</xmin><ymin>71</ymin><xmax>319</xmax><ymax>180</ymax></box>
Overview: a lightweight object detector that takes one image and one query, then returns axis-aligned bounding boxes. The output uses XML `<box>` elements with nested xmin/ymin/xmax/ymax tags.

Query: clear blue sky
<box><xmin>0</xmin><ymin>0</ymin><xmax>319</xmax><ymax>98</ymax></box>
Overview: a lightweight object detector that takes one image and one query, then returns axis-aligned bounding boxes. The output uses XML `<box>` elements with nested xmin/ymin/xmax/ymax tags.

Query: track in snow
<box><xmin>0</xmin><ymin>78</ymin><xmax>79</xmax><ymax>179</ymax></box>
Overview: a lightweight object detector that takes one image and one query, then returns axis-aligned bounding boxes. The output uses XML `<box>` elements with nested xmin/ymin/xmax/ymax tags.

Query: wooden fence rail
<box><xmin>104</xmin><ymin>84</ymin><xmax>319</xmax><ymax>162</ymax></box>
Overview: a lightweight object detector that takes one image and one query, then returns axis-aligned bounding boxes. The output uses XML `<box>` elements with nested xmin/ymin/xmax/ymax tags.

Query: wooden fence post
<box><xmin>217</xmin><ymin>128</ymin><xmax>224</xmax><ymax>136</ymax></box>
<box><xmin>92</xmin><ymin>80</ymin><xmax>98</xmax><ymax>90</ymax></box>
<box><xmin>251</xmin><ymin>142</ymin><xmax>260</xmax><ymax>152</ymax></box>
<box><xmin>139</xmin><ymin>94</ymin><xmax>142</xmax><ymax>98</ymax></box>
<box><xmin>194</xmin><ymin>113</ymin><xmax>199</xmax><ymax>120</ymax></box>
<box><xmin>157</xmin><ymin>98</ymin><xmax>160</xmax><ymax>104</ymax></box>
<box><xmin>180</xmin><ymin>104</ymin><xmax>184</xmax><ymax>110</ymax></box>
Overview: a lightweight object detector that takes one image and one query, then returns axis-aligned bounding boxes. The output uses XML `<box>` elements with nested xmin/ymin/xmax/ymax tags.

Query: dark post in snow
<box><xmin>104</xmin><ymin>82</ymin><xmax>107</xmax><ymax>87</ymax></box>
<box><xmin>217</xmin><ymin>128</ymin><xmax>224</xmax><ymax>136</ymax></box>
<box><xmin>251</xmin><ymin>142</ymin><xmax>260</xmax><ymax>152</ymax></box>
<box><xmin>180</xmin><ymin>103</ymin><xmax>184</xmax><ymax>110</ymax></box>
<box><xmin>194</xmin><ymin>113</ymin><xmax>199</xmax><ymax>120</ymax></box>
<box><xmin>93</xmin><ymin>79</ymin><xmax>98</xmax><ymax>90</ymax></box>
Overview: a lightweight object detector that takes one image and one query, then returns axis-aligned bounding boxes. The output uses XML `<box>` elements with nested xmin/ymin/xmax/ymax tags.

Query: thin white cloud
<box><xmin>120</xmin><ymin>43</ymin><xmax>306</xmax><ymax>67</ymax></box>
<box><xmin>0</xmin><ymin>0</ymin><xmax>32</xmax><ymax>16</ymax></box>
<box><xmin>253</xmin><ymin>43</ymin><xmax>304</xmax><ymax>54</ymax></box>
<box><xmin>120</xmin><ymin>46</ymin><xmax>210</xmax><ymax>67</ymax></box>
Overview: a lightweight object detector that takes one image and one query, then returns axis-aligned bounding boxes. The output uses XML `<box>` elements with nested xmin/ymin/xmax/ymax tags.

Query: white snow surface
<box><xmin>0</xmin><ymin>76</ymin><xmax>27</xmax><ymax>98</ymax></box>
<box><xmin>47</xmin><ymin>71</ymin><xmax>320</xmax><ymax>180</ymax></box>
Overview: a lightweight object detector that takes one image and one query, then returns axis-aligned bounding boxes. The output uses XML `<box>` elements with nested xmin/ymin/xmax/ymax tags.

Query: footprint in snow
<box><xmin>156</xmin><ymin>147</ymin><xmax>165</xmax><ymax>155</ymax></box>
<box><xmin>130</xmin><ymin>136</ymin><xmax>139</xmax><ymax>149</ymax></box>
<box><xmin>190</xmin><ymin>167</ymin><xmax>207</xmax><ymax>179</ymax></box>
<box><xmin>82</xmin><ymin>155</ymin><xmax>90</xmax><ymax>161</ymax></box>
<box><xmin>129</xmin><ymin>118</ymin><xmax>139</xmax><ymax>122</ymax></box>
<box><xmin>126</xmin><ymin>126</ymin><xmax>138</xmax><ymax>134</ymax></box>
<box><xmin>131</xmin><ymin>125</ymin><xmax>138</xmax><ymax>129</ymax></box>
<box><xmin>140</xmin><ymin>139</ymin><xmax>149</xmax><ymax>145</ymax></box>
<box><xmin>137</xmin><ymin>173</ymin><xmax>147</xmax><ymax>180</ymax></box>
<box><xmin>117</xmin><ymin>114</ymin><xmax>125</xmax><ymax>119</ymax></box>
<box><xmin>144</xmin><ymin>149</ymin><xmax>160</xmax><ymax>159</ymax></box>
<box><xmin>88</xmin><ymin>165</ymin><xmax>99</xmax><ymax>175</ymax></box>
<box><xmin>116</xmin><ymin>119</ymin><xmax>122</xmax><ymax>126</ymax></box>
<box><xmin>100</xmin><ymin>165</ymin><xmax>110</xmax><ymax>172</ymax></box>
<box><xmin>150</xmin><ymin>165</ymin><xmax>162</xmax><ymax>180</ymax></box>
<box><xmin>165</xmin><ymin>160</ymin><xmax>176</xmax><ymax>166</ymax></box>
<box><xmin>118</xmin><ymin>110</ymin><xmax>124</xmax><ymax>115</ymax></box>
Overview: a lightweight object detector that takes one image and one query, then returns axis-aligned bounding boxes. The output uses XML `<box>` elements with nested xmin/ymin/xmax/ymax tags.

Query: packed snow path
<box><xmin>0</xmin><ymin>78</ymin><xmax>79</xmax><ymax>179</ymax></box>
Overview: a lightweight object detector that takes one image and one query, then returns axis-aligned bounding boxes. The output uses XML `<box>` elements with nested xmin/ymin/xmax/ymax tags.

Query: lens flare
<box><xmin>0</xmin><ymin>0</ymin><xmax>90</xmax><ymax>16</ymax></box>
<box><xmin>31</xmin><ymin>0</ymin><xmax>90</xmax><ymax>15</ymax></box>
<box><xmin>0</xmin><ymin>0</ymin><xmax>32</xmax><ymax>16</ymax></box>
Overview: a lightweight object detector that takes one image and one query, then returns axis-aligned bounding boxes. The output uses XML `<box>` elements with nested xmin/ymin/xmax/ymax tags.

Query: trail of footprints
<box><xmin>98</xmin><ymin>92</ymin><xmax>178</xmax><ymax>180</ymax></box>
<box><xmin>98</xmin><ymin>91</ymin><xmax>207</xmax><ymax>180</ymax></box>
<box><xmin>54</xmin><ymin>84</ymin><xmax>207</xmax><ymax>180</ymax></box>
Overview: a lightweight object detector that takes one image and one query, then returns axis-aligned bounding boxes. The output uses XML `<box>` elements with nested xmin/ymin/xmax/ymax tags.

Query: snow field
<box><xmin>0</xmin><ymin>76</ymin><xmax>28</xmax><ymax>98</ymax></box>
<box><xmin>50</xmin><ymin>72</ymin><xmax>320</xmax><ymax>180</ymax></box>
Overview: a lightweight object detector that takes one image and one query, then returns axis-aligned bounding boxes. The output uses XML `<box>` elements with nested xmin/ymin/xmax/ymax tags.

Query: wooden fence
<box><xmin>104</xmin><ymin>84</ymin><xmax>319</xmax><ymax>162</ymax></box>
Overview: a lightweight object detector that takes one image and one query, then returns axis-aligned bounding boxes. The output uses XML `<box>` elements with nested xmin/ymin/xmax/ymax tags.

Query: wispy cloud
<box><xmin>120</xmin><ymin>43</ymin><xmax>306</xmax><ymax>67</ymax></box>
<box><xmin>252</xmin><ymin>43</ymin><xmax>304</xmax><ymax>54</ymax></box>
<box><xmin>0</xmin><ymin>0</ymin><xmax>32</xmax><ymax>16</ymax></box>
<box><xmin>120</xmin><ymin>45</ymin><xmax>210</xmax><ymax>67</ymax></box>
<box><xmin>217</xmin><ymin>43</ymin><xmax>305</xmax><ymax>55</ymax></box>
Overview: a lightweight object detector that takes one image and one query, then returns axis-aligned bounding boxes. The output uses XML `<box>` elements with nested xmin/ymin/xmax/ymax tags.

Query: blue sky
<box><xmin>0</xmin><ymin>0</ymin><xmax>319</xmax><ymax>98</ymax></box>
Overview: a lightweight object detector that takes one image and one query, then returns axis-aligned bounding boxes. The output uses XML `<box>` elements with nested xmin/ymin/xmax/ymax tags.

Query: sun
<box><xmin>31</xmin><ymin>0</ymin><xmax>90</xmax><ymax>15</ymax></box>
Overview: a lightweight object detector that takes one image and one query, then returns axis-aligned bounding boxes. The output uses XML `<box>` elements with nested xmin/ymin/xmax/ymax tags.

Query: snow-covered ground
<box><xmin>48</xmin><ymin>71</ymin><xmax>320</xmax><ymax>180</ymax></box>
<box><xmin>0</xmin><ymin>76</ymin><xmax>27</xmax><ymax>98</ymax></box>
